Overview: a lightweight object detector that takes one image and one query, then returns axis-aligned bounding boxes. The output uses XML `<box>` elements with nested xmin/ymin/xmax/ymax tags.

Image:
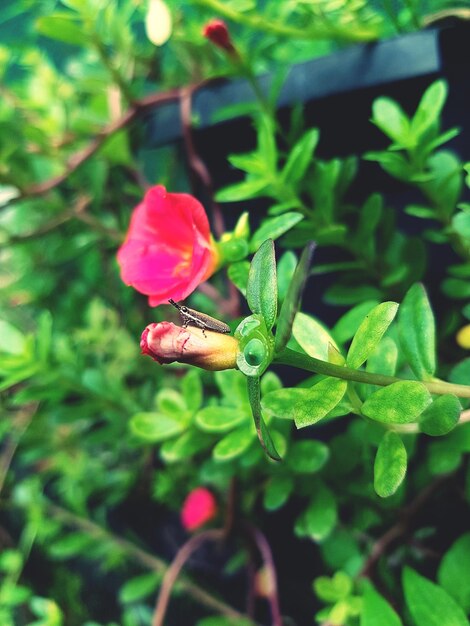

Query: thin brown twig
<box><xmin>179</xmin><ymin>84</ymin><xmax>225</xmax><ymax>239</ymax></box>
<box><xmin>0</xmin><ymin>403</ymin><xmax>38</xmax><ymax>495</ymax></box>
<box><xmin>17</xmin><ymin>81</ymin><xmax>209</xmax><ymax>200</ymax></box>
<box><xmin>44</xmin><ymin>502</ymin><xmax>250</xmax><ymax>622</ymax></box>
<box><xmin>359</xmin><ymin>474</ymin><xmax>452</xmax><ymax>579</ymax></box>
<box><xmin>0</xmin><ymin>195</ymin><xmax>122</xmax><ymax>247</ymax></box>
<box><xmin>248</xmin><ymin>526</ymin><xmax>283</xmax><ymax>626</ymax></box>
<box><xmin>151</xmin><ymin>528</ymin><xmax>236</xmax><ymax>626</ymax></box>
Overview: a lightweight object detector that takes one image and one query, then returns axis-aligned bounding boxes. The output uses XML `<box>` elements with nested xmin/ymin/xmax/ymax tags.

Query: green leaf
<box><xmin>366</xmin><ymin>336</ymin><xmax>398</xmax><ymax>377</ymax></box>
<box><xmin>286</xmin><ymin>440</ymin><xmax>329</xmax><ymax>473</ymax></box>
<box><xmin>364</xmin><ymin>150</ymin><xmax>412</xmax><ymax>181</ymax></box>
<box><xmin>182</xmin><ymin>370</ymin><xmax>203</xmax><ymax>412</ymax></box>
<box><xmin>247</xmin><ymin>239</ymin><xmax>277</xmax><ymax>331</ymax></box>
<box><xmin>35</xmin><ymin>14</ymin><xmax>87</xmax><ymax>45</ymax></box>
<box><xmin>419</xmin><ymin>395</ymin><xmax>461</xmax><ymax>436</ymax></box>
<box><xmin>275</xmin><ymin>242</ymin><xmax>315</xmax><ymax>354</ymax></box>
<box><xmin>404</xmin><ymin>204</ymin><xmax>436</xmax><ymax>219</ymax></box>
<box><xmin>49</xmin><ymin>533</ymin><xmax>93</xmax><ymax>559</ymax></box>
<box><xmin>452</xmin><ymin>212</ymin><xmax>470</xmax><ymax>239</ymax></box>
<box><xmin>247</xmin><ymin>376</ymin><xmax>281</xmax><ymax>461</ymax></box>
<box><xmin>361</xmin><ymin>582</ymin><xmax>403</xmax><ymax>626</ymax></box>
<box><xmin>119</xmin><ymin>572</ymin><xmax>160</xmax><ymax>604</ymax></box>
<box><xmin>427</xmin><ymin>439</ymin><xmax>462</xmax><ymax>475</ymax></box>
<box><xmin>228</xmin><ymin>152</ymin><xmax>267</xmax><ymax>176</ymax></box>
<box><xmin>332</xmin><ymin>301</ymin><xmax>379</xmax><ymax>344</ymax></box>
<box><xmin>374</xmin><ymin>432</ymin><xmax>407</xmax><ymax>498</ymax></box>
<box><xmin>262</xmin><ymin>378</ymin><xmax>347</xmax><ymax>429</ymax></box>
<box><xmin>398</xmin><ymin>283</ymin><xmax>436</xmax><ymax>379</ymax></box>
<box><xmin>212</xmin><ymin>426</ymin><xmax>254</xmax><ymax>461</ymax></box>
<box><xmin>314</xmin><ymin>571</ymin><xmax>352</xmax><ymax>602</ymax></box>
<box><xmin>250</xmin><ymin>212</ymin><xmax>303</xmax><ymax>252</ymax></box>
<box><xmin>195</xmin><ymin>406</ymin><xmax>248</xmax><ymax>433</ymax></box>
<box><xmin>324</xmin><ymin>283</ymin><xmax>383</xmax><ymax>306</ymax></box>
<box><xmin>293</xmin><ymin>312</ymin><xmax>339</xmax><ymax>360</ymax></box>
<box><xmin>215</xmin><ymin>178</ymin><xmax>270</xmax><ymax>203</ymax></box>
<box><xmin>353</xmin><ymin>193</ymin><xmax>383</xmax><ymax>257</ymax></box>
<box><xmin>442</xmin><ymin>277</ymin><xmax>470</xmax><ymax>299</ymax></box>
<box><xmin>258</xmin><ymin>114</ymin><xmax>277</xmax><ymax>174</ymax></box>
<box><xmin>296</xmin><ymin>484</ymin><xmax>337</xmax><ymax>541</ymax></box>
<box><xmin>0</xmin><ymin>321</ymin><xmax>25</xmax><ymax>354</ymax></box>
<box><xmin>372</xmin><ymin>97</ymin><xmax>412</xmax><ymax>147</ymax></box>
<box><xmin>346</xmin><ymin>302</ymin><xmax>398</xmax><ymax>369</ymax></box>
<box><xmin>228</xmin><ymin>261</ymin><xmax>250</xmax><ymax>296</ymax></box>
<box><xmin>156</xmin><ymin>388</ymin><xmax>187</xmax><ymax>415</ymax></box>
<box><xmin>403</xmin><ymin>567</ymin><xmax>470</xmax><ymax>626</ymax></box>
<box><xmin>281</xmin><ymin>128</ymin><xmax>319</xmax><ymax>185</ymax></box>
<box><xmin>438</xmin><ymin>533</ymin><xmax>470</xmax><ymax>613</ymax></box>
<box><xmin>362</xmin><ymin>381</ymin><xmax>431</xmax><ymax>424</ymax></box>
<box><xmin>425</xmin><ymin>151</ymin><xmax>463</xmax><ymax>219</ymax></box>
<box><xmin>263</xmin><ymin>475</ymin><xmax>294</xmax><ymax>511</ymax></box>
<box><xmin>129</xmin><ymin>412</ymin><xmax>185</xmax><ymax>442</ymax></box>
<box><xmin>36</xmin><ymin>310</ymin><xmax>53</xmax><ymax>363</ymax></box>
<box><xmin>277</xmin><ymin>251</ymin><xmax>298</xmax><ymax>302</ymax></box>
<box><xmin>411</xmin><ymin>80</ymin><xmax>448</xmax><ymax>141</ymax></box>
<box><xmin>160</xmin><ymin>430</ymin><xmax>212</xmax><ymax>463</ymax></box>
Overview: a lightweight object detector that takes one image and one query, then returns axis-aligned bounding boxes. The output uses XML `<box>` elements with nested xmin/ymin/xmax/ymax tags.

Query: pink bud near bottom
<box><xmin>181</xmin><ymin>487</ymin><xmax>217</xmax><ymax>531</ymax></box>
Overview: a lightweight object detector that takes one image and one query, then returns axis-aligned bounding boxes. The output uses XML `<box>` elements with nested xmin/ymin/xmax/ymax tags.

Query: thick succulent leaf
<box><xmin>262</xmin><ymin>378</ymin><xmax>347</xmax><ymax>429</ymax></box>
<box><xmin>346</xmin><ymin>301</ymin><xmax>398</xmax><ymax>369</ymax></box>
<box><xmin>403</xmin><ymin>567</ymin><xmax>470</xmax><ymax>626</ymax></box>
<box><xmin>398</xmin><ymin>283</ymin><xmax>436</xmax><ymax>380</ymax></box>
<box><xmin>362</xmin><ymin>381</ymin><xmax>431</xmax><ymax>424</ymax></box>
<box><xmin>247</xmin><ymin>239</ymin><xmax>278</xmax><ymax>331</ymax></box>
<box><xmin>374</xmin><ymin>431</ymin><xmax>407</xmax><ymax>498</ymax></box>
<box><xmin>247</xmin><ymin>376</ymin><xmax>281</xmax><ymax>461</ymax></box>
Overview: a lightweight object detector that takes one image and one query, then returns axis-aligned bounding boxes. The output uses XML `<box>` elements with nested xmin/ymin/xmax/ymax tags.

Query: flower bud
<box><xmin>181</xmin><ymin>487</ymin><xmax>217</xmax><ymax>531</ymax></box>
<box><xmin>141</xmin><ymin>321</ymin><xmax>238</xmax><ymax>371</ymax></box>
<box><xmin>202</xmin><ymin>19</ymin><xmax>235</xmax><ymax>54</ymax></box>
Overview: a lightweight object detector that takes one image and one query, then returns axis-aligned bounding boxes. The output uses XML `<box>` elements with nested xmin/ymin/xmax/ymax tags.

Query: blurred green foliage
<box><xmin>1</xmin><ymin>1</ymin><xmax>470</xmax><ymax>625</ymax></box>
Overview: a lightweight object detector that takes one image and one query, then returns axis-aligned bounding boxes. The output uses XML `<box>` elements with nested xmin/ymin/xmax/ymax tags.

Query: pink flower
<box><xmin>202</xmin><ymin>19</ymin><xmax>235</xmax><ymax>54</ymax></box>
<box><xmin>117</xmin><ymin>186</ymin><xmax>218</xmax><ymax>307</ymax></box>
<box><xmin>181</xmin><ymin>487</ymin><xmax>217</xmax><ymax>531</ymax></box>
<box><xmin>140</xmin><ymin>321</ymin><xmax>238</xmax><ymax>371</ymax></box>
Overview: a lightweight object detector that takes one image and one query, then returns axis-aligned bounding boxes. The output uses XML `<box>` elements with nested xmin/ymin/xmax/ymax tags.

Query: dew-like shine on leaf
<box><xmin>346</xmin><ymin>301</ymin><xmax>398</xmax><ymax>369</ymax></box>
<box><xmin>374</xmin><ymin>431</ymin><xmax>407</xmax><ymax>497</ymax></box>
<box><xmin>398</xmin><ymin>283</ymin><xmax>436</xmax><ymax>380</ymax></box>
<box><xmin>362</xmin><ymin>381</ymin><xmax>431</xmax><ymax>424</ymax></box>
<box><xmin>247</xmin><ymin>239</ymin><xmax>278</xmax><ymax>331</ymax></box>
<box><xmin>262</xmin><ymin>378</ymin><xmax>347</xmax><ymax>429</ymax></box>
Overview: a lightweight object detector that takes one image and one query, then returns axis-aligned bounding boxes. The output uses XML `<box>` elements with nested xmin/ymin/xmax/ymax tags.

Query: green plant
<box><xmin>1</xmin><ymin>2</ymin><xmax>470</xmax><ymax>625</ymax></box>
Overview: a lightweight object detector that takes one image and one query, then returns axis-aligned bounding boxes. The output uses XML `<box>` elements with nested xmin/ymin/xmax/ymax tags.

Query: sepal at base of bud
<box><xmin>235</xmin><ymin>314</ymin><xmax>274</xmax><ymax>376</ymax></box>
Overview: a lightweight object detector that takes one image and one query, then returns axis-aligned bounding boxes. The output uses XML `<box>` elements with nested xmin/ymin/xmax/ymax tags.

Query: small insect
<box><xmin>168</xmin><ymin>299</ymin><xmax>231</xmax><ymax>336</ymax></box>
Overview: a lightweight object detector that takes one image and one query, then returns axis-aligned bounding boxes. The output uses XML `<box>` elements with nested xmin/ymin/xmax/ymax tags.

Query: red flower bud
<box><xmin>141</xmin><ymin>321</ymin><xmax>238</xmax><ymax>371</ymax></box>
<box><xmin>181</xmin><ymin>487</ymin><xmax>217</xmax><ymax>531</ymax></box>
<box><xmin>117</xmin><ymin>186</ymin><xmax>218</xmax><ymax>307</ymax></box>
<box><xmin>202</xmin><ymin>19</ymin><xmax>235</xmax><ymax>54</ymax></box>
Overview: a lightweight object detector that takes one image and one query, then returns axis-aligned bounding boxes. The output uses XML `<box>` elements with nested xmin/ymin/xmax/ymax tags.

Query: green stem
<box><xmin>274</xmin><ymin>348</ymin><xmax>470</xmax><ymax>398</ymax></box>
<box><xmin>193</xmin><ymin>0</ymin><xmax>380</xmax><ymax>42</ymax></box>
<box><xmin>45</xmin><ymin>501</ymin><xmax>253</xmax><ymax>622</ymax></box>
